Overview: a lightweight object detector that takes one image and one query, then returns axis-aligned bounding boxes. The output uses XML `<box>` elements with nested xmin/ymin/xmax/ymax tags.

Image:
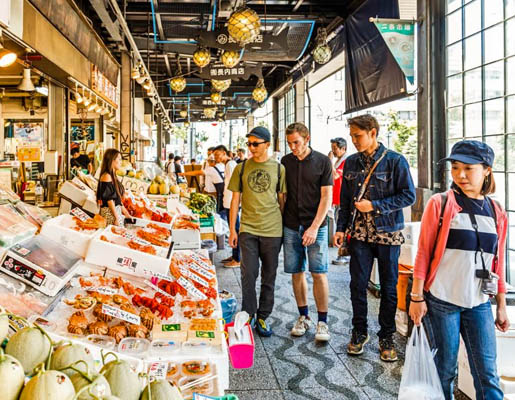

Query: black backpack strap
<box><xmin>276</xmin><ymin>162</ymin><xmax>281</xmax><ymax>192</ymax></box>
<box><xmin>430</xmin><ymin>192</ymin><xmax>448</xmax><ymax>262</ymax></box>
<box><xmin>239</xmin><ymin>160</ymin><xmax>246</xmax><ymax>193</ymax></box>
<box><xmin>214</xmin><ymin>165</ymin><xmax>224</xmax><ymax>180</ymax></box>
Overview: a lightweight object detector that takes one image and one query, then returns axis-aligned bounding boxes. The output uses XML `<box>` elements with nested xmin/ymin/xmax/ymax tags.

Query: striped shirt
<box><xmin>430</xmin><ymin>192</ymin><xmax>497</xmax><ymax>308</ymax></box>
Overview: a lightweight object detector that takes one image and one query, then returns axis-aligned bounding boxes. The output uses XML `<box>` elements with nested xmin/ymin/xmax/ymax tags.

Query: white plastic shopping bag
<box><xmin>398</xmin><ymin>322</ymin><xmax>445</xmax><ymax>400</ymax></box>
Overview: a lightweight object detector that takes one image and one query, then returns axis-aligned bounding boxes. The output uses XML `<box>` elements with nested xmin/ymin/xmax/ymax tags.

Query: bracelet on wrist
<box><xmin>410</xmin><ymin>298</ymin><xmax>425</xmax><ymax>303</ymax></box>
<box><xmin>410</xmin><ymin>292</ymin><xmax>424</xmax><ymax>299</ymax></box>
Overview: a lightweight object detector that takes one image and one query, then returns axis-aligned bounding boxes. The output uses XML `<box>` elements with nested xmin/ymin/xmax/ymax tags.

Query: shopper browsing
<box><xmin>334</xmin><ymin>114</ymin><xmax>416</xmax><ymax>362</ymax></box>
<box><xmin>96</xmin><ymin>148</ymin><xmax>131</xmax><ymax>226</ymax></box>
<box><xmin>281</xmin><ymin>122</ymin><xmax>333</xmax><ymax>342</ymax></box>
<box><xmin>330</xmin><ymin>137</ymin><xmax>347</xmax><ymax>265</ymax></box>
<box><xmin>213</xmin><ymin>145</ymin><xmax>240</xmax><ymax>268</ymax></box>
<box><xmin>228</xmin><ymin>126</ymin><xmax>286</xmax><ymax>337</ymax></box>
<box><xmin>164</xmin><ymin>153</ymin><xmax>177</xmax><ymax>184</ymax></box>
<box><xmin>409</xmin><ymin>140</ymin><xmax>509</xmax><ymax>400</ymax></box>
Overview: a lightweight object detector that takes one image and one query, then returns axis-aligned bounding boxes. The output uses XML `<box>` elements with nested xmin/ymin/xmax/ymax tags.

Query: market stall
<box><xmin>0</xmin><ymin>183</ymin><xmax>230</xmax><ymax>399</ymax></box>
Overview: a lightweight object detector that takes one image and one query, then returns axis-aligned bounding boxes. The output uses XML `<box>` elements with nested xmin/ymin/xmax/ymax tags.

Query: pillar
<box><xmin>120</xmin><ymin>52</ymin><xmax>132</xmax><ymax>159</ymax></box>
<box><xmin>295</xmin><ymin>79</ymin><xmax>305</xmax><ymax>124</ymax></box>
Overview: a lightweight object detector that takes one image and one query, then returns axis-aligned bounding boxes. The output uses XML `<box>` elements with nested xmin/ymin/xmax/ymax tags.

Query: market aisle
<box><xmin>215</xmin><ymin>247</ymin><xmax>406</xmax><ymax>400</ymax></box>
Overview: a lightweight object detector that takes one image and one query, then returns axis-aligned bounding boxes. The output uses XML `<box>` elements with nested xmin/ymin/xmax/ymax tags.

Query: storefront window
<box><xmin>445</xmin><ymin>0</ymin><xmax>515</xmax><ymax>284</ymax></box>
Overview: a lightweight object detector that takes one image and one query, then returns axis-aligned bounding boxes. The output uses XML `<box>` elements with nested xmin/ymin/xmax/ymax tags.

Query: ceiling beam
<box><xmin>88</xmin><ymin>0</ymin><xmax>126</xmax><ymax>49</ymax></box>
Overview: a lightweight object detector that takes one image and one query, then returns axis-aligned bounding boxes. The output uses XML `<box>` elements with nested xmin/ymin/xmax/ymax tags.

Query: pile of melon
<box><xmin>0</xmin><ymin>309</ymin><xmax>183</xmax><ymax>400</ymax></box>
<box><xmin>148</xmin><ymin>175</ymin><xmax>180</xmax><ymax>196</ymax></box>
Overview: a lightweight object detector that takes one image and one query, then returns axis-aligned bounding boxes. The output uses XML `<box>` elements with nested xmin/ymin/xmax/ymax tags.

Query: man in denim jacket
<box><xmin>334</xmin><ymin>114</ymin><xmax>415</xmax><ymax>362</ymax></box>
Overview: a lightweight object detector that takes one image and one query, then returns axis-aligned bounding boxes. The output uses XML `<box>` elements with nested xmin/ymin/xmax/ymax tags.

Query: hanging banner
<box><xmin>372</xmin><ymin>18</ymin><xmax>415</xmax><ymax>85</ymax></box>
<box><xmin>343</xmin><ymin>0</ymin><xmax>407</xmax><ymax>114</ymax></box>
<box><xmin>195</xmin><ymin>62</ymin><xmax>263</xmax><ymax>81</ymax></box>
<box><xmin>199</xmin><ymin>28</ymin><xmax>288</xmax><ymax>52</ymax></box>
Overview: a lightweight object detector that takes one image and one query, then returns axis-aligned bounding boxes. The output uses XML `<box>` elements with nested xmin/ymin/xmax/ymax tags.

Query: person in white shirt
<box><xmin>213</xmin><ymin>145</ymin><xmax>240</xmax><ymax>267</ymax></box>
<box><xmin>164</xmin><ymin>153</ymin><xmax>176</xmax><ymax>184</ymax></box>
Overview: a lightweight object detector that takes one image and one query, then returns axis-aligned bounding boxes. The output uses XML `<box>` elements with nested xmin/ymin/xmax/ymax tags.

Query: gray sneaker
<box><xmin>332</xmin><ymin>256</ymin><xmax>348</xmax><ymax>265</ymax></box>
<box><xmin>291</xmin><ymin>315</ymin><xmax>312</xmax><ymax>337</ymax></box>
<box><xmin>315</xmin><ymin>321</ymin><xmax>330</xmax><ymax>342</ymax></box>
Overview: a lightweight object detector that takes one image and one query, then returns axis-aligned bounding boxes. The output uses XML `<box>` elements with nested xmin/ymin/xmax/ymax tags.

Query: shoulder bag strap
<box><xmin>276</xmin><ymin>162</ymin><xmax>281</xmax><ymax>192</ymax></box>
<box><xmin>239</xmin><ymin>160</ymin><xmax>246</xmax><ymax>193</ymax></box>
<box><xmin>462</xmin><ymin>196</ymin><xmax>489</xmax><ymax>272</ymax></box>
<box><xmin>429</xmin><ymin>192</ymin><xmax>448</xmax><ymax>263</ymax></box>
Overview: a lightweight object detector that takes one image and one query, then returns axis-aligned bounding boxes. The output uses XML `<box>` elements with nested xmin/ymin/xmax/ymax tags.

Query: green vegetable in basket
<box><xmin>187</xmin><ymin>193</ymin><xmax>216</xmax><ymax>216</ymax></box>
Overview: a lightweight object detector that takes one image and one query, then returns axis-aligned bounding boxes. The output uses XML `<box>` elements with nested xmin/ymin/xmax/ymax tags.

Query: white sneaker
<box><xmin>315</xmin><ymin>321</ymin><xmax>330</xmax><ymax>342</ymax></box>
<box><xmin>291</xmin><ymin>315</ymin><xmax>312</xmax><ymax>337</ymax></box>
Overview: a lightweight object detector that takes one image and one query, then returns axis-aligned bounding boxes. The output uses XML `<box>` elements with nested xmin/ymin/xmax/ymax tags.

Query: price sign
<box><xmin>143</xmin><ymin>270</ymin><xmax>175</xmax><ymax>283</ymax></box>
<box><xmin>148</xmin><ymin>362</ymin><xmax>168</xmax><ymax>380</ymax></box>
<box><xmin>177</xmin><ymin>277</ymin><xmax>207</xmax><ymax>300</ymax></box>
<box><xmin>189</xmin><ymin>253</ymin><xmax>213</xmax><ymax>271</ymax></box>
<box><xmin>70</xmin><ymin>207</ymin><xmax>90</xmax><ymax>222</ymax></box>
<box><xmin>179</xmin><ymin>266</ymin><xmax>209</xmax><ymax>288</ymax></box>
<box><xmin>95</xmin><ymin>287</ymin><xmax>117</xmax><ymax>295</ymax></box>
<box><xmin>101</xmin><ymin>304</ymin><xmax>141</xmax><ymax>325</ymax></box>
<box><xmin>188</xmin><ymin>263</ymin><xmax>215</xmax><ymax>281</ymax></box>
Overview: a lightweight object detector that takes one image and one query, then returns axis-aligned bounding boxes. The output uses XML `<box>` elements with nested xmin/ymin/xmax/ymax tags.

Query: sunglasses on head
<box><xmin>246</xmin><ymin>141</ymin><xmax>266</xmax><ymax>147</ymax></box>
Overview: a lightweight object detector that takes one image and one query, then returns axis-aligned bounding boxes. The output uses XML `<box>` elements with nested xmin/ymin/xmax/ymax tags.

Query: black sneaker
<box><xmin>379</xmin><ymin>336</ymin><xmax>398</xmax><ymax>362</ymax></box>
<box><xmin>347</xmin><ymin>329</ymin><xmax>370</xmax><ymax>355</ymax></box>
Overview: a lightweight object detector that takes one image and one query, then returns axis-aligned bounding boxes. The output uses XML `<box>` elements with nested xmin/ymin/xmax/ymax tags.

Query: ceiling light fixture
<box><xmin>131</xmin><ymin>65</ymin><xmax>141</xmax><ymax>80</ymax></box>
<box><xmin>203</xmin><ymin>107</ymin><xmax>216</xmax><ymax>118</ymax></box>
<box><xmin>170</xmin><ymin>56</ymin><xmax>187</xmax><ymax>93</ymax></box>
<box><xmin>75</xmin><ymin>84</ymin><xmax>83</xmax><ymax>103</ymax></box>
<box><xmin>252</xmin><ymin>78</ymin><xmax>267</xmax><ymax>103</ymax></box>
<box><xmin>87</xmin><ymin>98</ymin><xmax>97</xmax><ymax>112</ymax></box>
<box><xmin>179</xmin><ymin>106</ymin><xmax>188</xmax><ymax>118</ymax></box>
<box><xmin>184</xmin><ymin>121</ymin><xmax>190</xmax><ymax>128</ymax></box>
<box><xmin>211</xmin><ymin>78</ymin><xmax>231</xmax><ymax>92</ymax></box>
<box><xmin>221</xmin><ymin>50</ymin><xmax>241</xmax><ymax>68</ymax></box>
<box><xmin>193</xmin><ymin>46</ymin><xmax>211</xmax><ymax>69</ymax></box>
<box><xmin>312</xmin><ymin>27</ymin><xmax>332</xmax><ymax>65</ymax></box>
<box><xmin>0</xmin><ymin>32</ymin><xmax>16</xmax><ymax>68</ymax></box>
<box><xmin>142</xmin><ymin>79</ymin><xmax>151</xmax><ymax>90</ymax></box>
<box><xmin>17</xmin><ymin>68</ymin><xmax>35</xmax><ymax>91</ymax></box>
<box><xmin>227</xmin><ymin>3</ymin><xmax>261</xmax><ymax>46</ymax></box>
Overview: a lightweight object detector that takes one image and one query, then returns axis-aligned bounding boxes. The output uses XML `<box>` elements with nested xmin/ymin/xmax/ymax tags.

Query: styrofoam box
<box><xmin>59</xmin><ymin>181</ymin><xmax>89</xmax><ymax>205</ymax></box>
<box><xmin>83</xmin><ymin>196</ymin><xmax>99</xmax><ymax>214</ymax></box>
<box><xmin>458</xmin><ymin>305</ymin><xmax>515</xmax><ymax>399</ymax></box>
<box><xmin>172</xmin><ymin>229</ymin><xmax>201</xmax><ymax>250</ymax></box>
<box><xmin>40</xmin><ymin>214</ymin><xmax>98</xmax><ymax>258</ymax></box>
<box><xmin>395</xmin><ymin>308</ymin><xmax>408</xmax><ymax>337</ymax></box>
<box><xmin>85</xmin><ymin>227</ymin><xmax>172</xmax><ymax>277</ymax></box>
<box><xmin>399</xmin><ymin>244</ymin><xmax>417</xmax><ymax>267</ymax></box>
<box><xmin>127</xmin><ymin>216</ymin><xmax>172</xmax><ymax>230</ymax></box>
<box><xmin>401</xmin><ymin>222</ymin><xmax>421</xmax><ymax>246</ymax></box>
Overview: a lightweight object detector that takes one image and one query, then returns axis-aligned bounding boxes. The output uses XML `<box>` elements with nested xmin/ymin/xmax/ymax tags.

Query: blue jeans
<box><xmin>219</xmin><ymin>208</ymin><xmax>240</xmax><ymax>262</ymax></box>
<box><xmin>283</xmin><ymin>225</ymin><xmax>328</xmax><ymax>274</ymax></box>
<box><xmin>349</xmin><ymin>239</ymin><xmax>400</xmax><ymax>338</ymax></box>
<box><xmin>424</xmin><ymin>292</ymin><xmax>503</xmax><ymax>400</ymax></box>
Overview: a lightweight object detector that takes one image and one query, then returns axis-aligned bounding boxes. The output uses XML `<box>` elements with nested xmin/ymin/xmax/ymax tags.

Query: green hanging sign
<box><xmin>372</xmin><ymin>18</ymin><xmax>415</xmax><ymax>85</ymax></box>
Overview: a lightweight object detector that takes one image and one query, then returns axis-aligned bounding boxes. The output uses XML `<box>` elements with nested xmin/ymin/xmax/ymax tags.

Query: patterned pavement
<box><xmin>215</xmin><ymin>246</ymin><xmax>409</xmax><ymax>400</ymax></box>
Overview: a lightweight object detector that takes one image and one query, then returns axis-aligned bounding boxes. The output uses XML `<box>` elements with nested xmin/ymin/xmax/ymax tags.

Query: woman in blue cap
<box><xmin>409</xmin><ymin>140</ymin><xmax>510</xmax><ymax>399</ymax></box>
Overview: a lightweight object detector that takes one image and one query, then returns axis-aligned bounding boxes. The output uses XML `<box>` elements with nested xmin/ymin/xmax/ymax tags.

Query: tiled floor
<box><xmin>215</xmin><ymin>247</ymin><xmax>408</xmax><ymax>400</ymax></box>
<box><xmin>215</xmin><ymin>246</ymin><xmax>471</xmax><ymax>400</ymax></box>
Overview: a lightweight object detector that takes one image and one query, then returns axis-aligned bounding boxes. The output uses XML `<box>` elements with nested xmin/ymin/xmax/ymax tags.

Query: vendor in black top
<box><xmin>71</xmin><ymin>147</ymin><xmax>93</xmax><ymax>174</ymax></box>
<box><xmin>96</xmin><ymin>148</ymin><xmax>131</xmax><ymax>226</ymax></box>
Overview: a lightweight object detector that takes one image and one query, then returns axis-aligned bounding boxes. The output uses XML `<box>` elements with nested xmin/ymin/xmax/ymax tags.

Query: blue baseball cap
<box><xmin>439</xmin><ymin>140</ymin><xmax>494</xmax><ymax>167</ymax></box>
<box><xmin>246</xmin><ymin>126</ymin><xmax>271</xmax><ymax>142</ymax></box>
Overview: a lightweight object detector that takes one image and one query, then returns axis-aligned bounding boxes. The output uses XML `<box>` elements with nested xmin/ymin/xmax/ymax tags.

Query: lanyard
<box><xmin>462</xmin><ymin>196</ymin><xmax>490</xmax><ymax>273</ymax></box>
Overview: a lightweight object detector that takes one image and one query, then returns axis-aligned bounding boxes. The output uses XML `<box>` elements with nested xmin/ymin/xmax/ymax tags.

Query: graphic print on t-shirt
<box><xmin>248</xmin><ymin>169</ymin><xmax>271</xmax><ymax>193</ymax></box>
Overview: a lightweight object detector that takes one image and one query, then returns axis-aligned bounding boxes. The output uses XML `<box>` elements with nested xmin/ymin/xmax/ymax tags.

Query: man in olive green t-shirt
<box><xmin>228</xmin><ymin>126</ymin><xmax>286</xmax><ymax>337</ymax></box>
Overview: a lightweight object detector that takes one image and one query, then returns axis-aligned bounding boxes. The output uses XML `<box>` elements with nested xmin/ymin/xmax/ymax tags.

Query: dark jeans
<box><xmin>349</xmin><ymin>238</ymin><xmax>400</xmax><ymax>338</ymax></box>
<box><xmin>219</xmin><ymin>208</ymin><xmax>240</xmax><ymax>262</ymax></box>
<box><xmin>424</xmin><ymin>292</ymin><xmax>502</xmax><ymax>400</ymax></box>
<box><xmin>239</xmin><ymin>232</ymin><xmax>282</xmax><ymax>320</ymax></box>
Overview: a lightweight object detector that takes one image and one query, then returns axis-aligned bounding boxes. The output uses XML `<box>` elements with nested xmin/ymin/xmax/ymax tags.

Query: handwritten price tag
<box><xmin>188</xmin><ymin>263</ymin><xmax>215</xmax><ymax>281</ymax></box>
<box><xmin>95</xmin><ymin>287</ymin><xmax>117</xmax><ymax>295</ymax></box>
<box><xmin>177</xmin><ymin>277</ymin><xmax>207</xmax><ymax>300</ymax></box>
<box><xmin>101</xmin><ymin>304</ymin><xmax>141</xmax><ymax>325</ymax></box>
<box><xmin>70</xmin><ymin>207</ymin><xmax>90</xmax><ymax>222</ymax></box>
<box><xmin>189</xmin><ymin>253</ymin><xmax>213</xmax><ymax>270</ymax></box>
<box><xmin>148</xmin><ymin>362</ymin><xmax>168</xmax><ymax>380</ymax></box>
<box><xmin>143</xmin><ymin>270</ymin><xmax>175</xmax><ymax>283</ymax></box>
<box><xmin>179</xmin><ymin>266</ymin><xmax>209</xmax><ymax>288</ymax></box>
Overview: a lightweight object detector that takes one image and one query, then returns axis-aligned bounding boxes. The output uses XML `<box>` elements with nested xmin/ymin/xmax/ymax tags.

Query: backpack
<box><xmin>238</xmin><ymin>159</ymin><xmax>281</xmax><ymax>193</ymax></box>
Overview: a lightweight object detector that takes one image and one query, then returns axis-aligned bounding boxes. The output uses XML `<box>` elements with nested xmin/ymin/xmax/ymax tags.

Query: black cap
<box><xmin>246</xmin><ymin>126</ymin><xmax>271</xmax><ymax>142</ymax></box>
<box><xmin>439</xmin><ymin>140</ymin><xmax>495</xmax><ymax>167</ymax></box>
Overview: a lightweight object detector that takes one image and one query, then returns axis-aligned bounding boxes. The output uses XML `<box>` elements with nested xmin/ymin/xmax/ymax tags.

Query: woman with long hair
<box><xmin>409</xmin><ymin>140</ymin><xmax>510</xmax><ymax>399</ymax></box>
<box><xmin>96</xmin><ymin>148</ymin><xmax>131</xmax><ymax>226</ymax></box>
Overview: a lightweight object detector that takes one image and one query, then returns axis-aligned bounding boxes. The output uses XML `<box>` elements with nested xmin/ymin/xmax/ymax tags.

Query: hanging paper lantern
<box><xmin>211</xmin><ymin>79</ymin><xmax>231</xmax><ymax>92</ymax></box>
<box><xmin>193</xmin><ymin>46</ymin><xmax>211</xmax><ymax>68</ymax></box>
<box><xmin>221</xmin><ymin>50</ymin><xmax>241</xmax><ymax>68</ymax></box>
<box><xmin>169</xmin><ymin>76</ymin><xmax>186</xmax><ymax>93</ymax></box>
<box><xmin>252</xmin><ymin>78</ymin><xmax>267</xmax><ymax>103</ymax></box>
<box><xmin>227</xmin><ymin>6</ymin><xmax>261</xmax><ymax>46</ymax></box>
<box><xmin>210</xmin><ymin>91</ymin><xmax>222</xmax><ymax>104</ymax></box>
<box><xmin>179</xmin><ymin>106</ymin><xmax>188</xmax><ymax>118</ymax></box>
<box><xmin>312</xmin><ymin>27</ymin><xmax>332</xmax><ymax>65</ymax></box>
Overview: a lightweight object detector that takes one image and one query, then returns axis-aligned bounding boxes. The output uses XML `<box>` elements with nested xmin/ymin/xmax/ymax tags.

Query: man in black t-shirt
<box><xmin>71</xmin><ymin>147</ymin><xmax>93</xmax><ymax>174</ymax></box>
<box><xmin>281</xmin><ymin>122</ymin><xmax>333</xmax><ymax>342</ymax></box>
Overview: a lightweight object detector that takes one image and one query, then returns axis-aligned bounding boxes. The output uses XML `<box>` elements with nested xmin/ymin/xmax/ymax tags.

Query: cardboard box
<box><xmin>396</xmin><ymin>265</ymin><xmax>413</xmax><ymax>311</ymax></box>
<box><xmin>59</xmin><ymin>178</ymin><xmax>96</xmax><ymax>206</ymax></box>
<box><xmin>40</xmin><ymin>214</ymin><xmax>98</xmax><ymax>258</ymax></box>
<box><xmin>401</xmin><ymin>222</ymin><xmax>421</xmax><ymax>245</ymax></box>
<box><xmin>85</xmin><ymin>227</ymin><xmax>172</xmax><ymax>277</ymax></box>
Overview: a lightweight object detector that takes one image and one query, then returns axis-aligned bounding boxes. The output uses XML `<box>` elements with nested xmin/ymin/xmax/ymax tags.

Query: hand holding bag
<box><xmin>398</xmin><ymin>322</ymin><xmax>444</xmax><ymax>400</ymax></box>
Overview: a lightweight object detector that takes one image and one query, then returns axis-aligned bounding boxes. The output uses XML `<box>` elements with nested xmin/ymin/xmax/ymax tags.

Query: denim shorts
<box><xmin>283</xmin><ymin>225</ymin><xmax>328</xmax><ymax>274</ymax></box>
